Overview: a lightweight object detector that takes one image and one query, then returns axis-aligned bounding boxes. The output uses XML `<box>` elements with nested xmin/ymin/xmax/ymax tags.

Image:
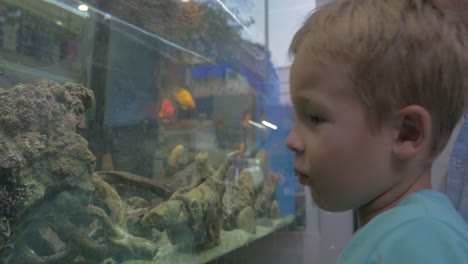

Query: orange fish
<box><xmin>239</xmin><ymin>142</ymin><xmax>245</xmax><ymax>156</ymax></box>
<box><xmin>174</xmin><ymin>88</ymin><xmax>196</xmax><ymax>109</ymax></box>
<box><xmin>158</xmin><ymin>99</ymin><xmax>176</xmax><ymax>120</ymax></box>
<box><xmin>243</xmin><ymin>112</ymin><xmax>251</xmax><ymax>127</ymax></box>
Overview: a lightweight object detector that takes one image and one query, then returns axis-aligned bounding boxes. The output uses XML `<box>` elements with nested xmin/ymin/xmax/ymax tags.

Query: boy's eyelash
<box><xmin>307</xmin><ymin>115</ymin><xmax>324</xmax><ymax>124</ymax></box>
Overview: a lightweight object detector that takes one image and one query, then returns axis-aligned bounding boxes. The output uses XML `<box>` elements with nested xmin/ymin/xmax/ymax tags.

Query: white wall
<box><xmin>304</xmin><ymin>189</ymin><xmax>354</xmax><ymax>264</ymax></box>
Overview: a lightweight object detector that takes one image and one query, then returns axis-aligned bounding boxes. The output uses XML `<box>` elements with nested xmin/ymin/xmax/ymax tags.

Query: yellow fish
<box><xmin>174</xmin><ymin>88</ymin><xmax>196</xmax><ymax>109</ymax></box>
<box><xmin>168</xmin><ymin>145</ymin><xmax>184</xmax><ymax>166</ymax></box>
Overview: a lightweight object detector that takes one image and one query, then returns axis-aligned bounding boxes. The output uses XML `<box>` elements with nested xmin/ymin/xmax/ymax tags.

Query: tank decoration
<box><xmin>0</xmin><ymin>79</ymin><xmax>95</xmax><ymax>262</ymax></box>
<box><xmin>222</xmin><ymin>169</ymin><xmax>255</xmax><ymax>231</ymax></box>
<box><xmin>97</xmin><ymin>170</ymin><xmax>173</xmax><ymax>198</ymax></box>
<box><xmin>97</xmin><ymin>152</ymin><xmax>213</xmax><ymax>200</ymax></box>
<box><xmin>269</xmin><ymin>200</ymin><xmax>281</xmax><ymax>219</ymax></box>
<box><xmin>237</xmin><ymin>206</ymin><xmax>256</xmax><ymax>234</ymax></box>
<box><xmin>254</xmin><ymin>171</ymin><xmax>280</xmax><ymax>218</ymax></box>
<box><xmin>0</xmin><ymin>79</ymin><xmax>284</xmax><ymax>263</ymax></box>
<box><xmin>221</xmin><ymin>150</ymin><xmax>281</xmax><ymax>232</ymax></box>
<box><xmin>141</xmin><ymin>153</ymin><xmax>237</xmax><ymax>252</ymax></box>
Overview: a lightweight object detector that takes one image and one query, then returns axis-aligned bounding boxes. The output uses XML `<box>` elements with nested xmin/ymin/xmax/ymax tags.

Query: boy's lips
<box><xmin>294</xmin><ymin>168</ymin><xmax>309</xmax><ymax>185</ymax></box>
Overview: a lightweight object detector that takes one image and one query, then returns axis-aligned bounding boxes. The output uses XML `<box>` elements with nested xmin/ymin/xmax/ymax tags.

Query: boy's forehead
<box><xmin>290</xmin><ymin>55</ymin><xmax>320</xmax><ymax>89</ymax></box>
<box><xmin>290</xmin><ymin>46</ymin><xmax>325</xmax><ymax>86</ymax></box>
<box><xmin>290</xmin><ymin>50</ymin><xmax>358</xmax><ymax>105</ymax></box>
<box><xmin>291</xmin><ymin>49</ymin><xmax>349</xmax><ymax>87</ymax></box>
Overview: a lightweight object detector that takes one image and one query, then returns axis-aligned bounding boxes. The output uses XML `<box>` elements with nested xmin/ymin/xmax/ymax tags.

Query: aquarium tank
<box><xmin>0</xmin><ymin>0</ymin><xmax>301</xmax><ymax>263</ymax></box>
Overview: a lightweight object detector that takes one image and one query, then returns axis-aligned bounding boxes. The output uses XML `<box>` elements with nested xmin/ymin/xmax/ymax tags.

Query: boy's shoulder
<box><xmin>386</xmin><ymin>189</ymin><xmax>468</xmax><ymax>230</ymax></box>
<box><xmin>337</xmin><ymin>190</ymin><xmax>468</xmax><ymax>263</ymax></box>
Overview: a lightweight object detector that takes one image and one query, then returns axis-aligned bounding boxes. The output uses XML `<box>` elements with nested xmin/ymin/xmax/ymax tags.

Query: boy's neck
<box><xmin>356</xmin><ymin>168</ymin><xmax>432</xmax><ymax>227</ymax></box>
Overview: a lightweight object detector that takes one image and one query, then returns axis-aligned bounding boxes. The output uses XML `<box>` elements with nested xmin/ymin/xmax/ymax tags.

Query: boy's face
<box><xmin>286</xmin><ymin>49</ymin><xmax>399</xmax><ymax>212</ymax></box>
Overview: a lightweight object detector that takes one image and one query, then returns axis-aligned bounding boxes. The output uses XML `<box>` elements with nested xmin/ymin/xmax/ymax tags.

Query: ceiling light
<box><xmin>262</xmin><ymin>120</ymin><xmax>278</xmax><ymax>130</ymax></box>
<box><xmin>248</xmin><ymin>120</ymin><xmax>265</xmax><ymax>129</ymax></box>
<box><xmin>78</xmin><ymin>4</ymin><xmax>89</xmax><ymax>11</ymax></box>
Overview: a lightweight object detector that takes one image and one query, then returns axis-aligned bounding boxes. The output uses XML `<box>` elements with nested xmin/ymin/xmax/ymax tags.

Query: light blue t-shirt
<box><xmin>337</xmin><ymin>190</ymin><xmax>468</xmax><ymax>263</ymax></box>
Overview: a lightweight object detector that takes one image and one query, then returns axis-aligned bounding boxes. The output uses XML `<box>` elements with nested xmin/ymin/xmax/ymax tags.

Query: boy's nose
<box><xmin>285</xmin><ymin>128</ymin><xmax>304</xmax><ymax>153</ymax></box>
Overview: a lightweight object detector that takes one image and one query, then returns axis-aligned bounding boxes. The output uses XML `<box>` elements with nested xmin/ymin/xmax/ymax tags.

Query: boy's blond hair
<box><xmin>290</xmin><ymin>0</ymin><xmax>468</xmax><ymax>159</ymax></box>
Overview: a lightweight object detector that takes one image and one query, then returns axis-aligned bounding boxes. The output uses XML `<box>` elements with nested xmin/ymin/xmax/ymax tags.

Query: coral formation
<box><xmin>254</xmin><ymin>171</ymin><xmax>280</xmax><ymax>218</ymax></box>
<box><xmin>0</xmin><ymin>80</ymin><xmax>158</xmax><ymax>263</ymax></box>
<box><xmin>222</xmin><ymin>169</ymin><xmax>255</xmax><ymax>231</ymax></box>
<box><xmin>222</xmin><ymin>149</ymin><xmax>280</xmax><ymax>231</ymax></box>
<box><xmin>0</xmin><ymin>80</ymin><xmax>95</xmax><ymax>260</ymax></box>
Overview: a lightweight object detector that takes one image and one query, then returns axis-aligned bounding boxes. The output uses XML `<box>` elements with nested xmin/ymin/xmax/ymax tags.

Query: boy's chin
<box><xmin>310</xmin><ymin>188</ymin><xmax>354</xmax><ymax>212</ymax></box>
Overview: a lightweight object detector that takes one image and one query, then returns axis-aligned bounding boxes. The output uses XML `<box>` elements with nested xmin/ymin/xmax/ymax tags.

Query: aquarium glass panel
<box><xmin>0</xmin><ymin>0</ymin><xmax>301</xmax><ymax>263</ymax></box>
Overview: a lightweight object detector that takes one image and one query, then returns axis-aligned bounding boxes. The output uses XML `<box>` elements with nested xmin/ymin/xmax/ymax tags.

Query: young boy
<box><xmin>285</xmin><ymin>0</ymin><xmax>468</xmax><ymax>262</ymax></box>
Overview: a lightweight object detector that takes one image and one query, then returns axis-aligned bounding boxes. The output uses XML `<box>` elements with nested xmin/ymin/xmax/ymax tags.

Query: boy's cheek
<box><xmin>306</xmin><ymin>170</ymin><xmax>368</xmax><ymax>211</ymax></box>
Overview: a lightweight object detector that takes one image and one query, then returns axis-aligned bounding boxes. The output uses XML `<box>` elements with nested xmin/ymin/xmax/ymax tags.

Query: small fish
<box><xmin>168</xmin><ymin>145</ymin><xmax>184</xmax><ymax>166</ymax></box>
<box><xmin>158</xmin><ymin>99</ymin><xmax>176</xmax><ymax>120</ymax></box>
<box><xmin>174</xmin><ymin>88</ymin><xmax>196</xmax><ymax>109</ymax></box>
<box><xmin>243</xmin><ymin>112</ymin><xmax>251</xmax><ymax>127</ymax></box>
<box><xmin>239</xmin><ymin>142</ymin><xmax>245</xmax><ymax>156</ymax></box>
<box><xmin>101</xmin><ymin>152</ymin><xmax>114</xmax><ymax>171</ymax></box>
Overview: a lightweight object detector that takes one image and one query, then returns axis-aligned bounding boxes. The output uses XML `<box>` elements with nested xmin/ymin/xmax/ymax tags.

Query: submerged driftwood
<box><xmin>142</xmin><ymin>152</ymin><xmax>239</xmax><ymax>252</ymax></box>
<box><xmin>96</xmin><ymin>152</ymin><xmax>214</xmax><ymax>199</ymax></box>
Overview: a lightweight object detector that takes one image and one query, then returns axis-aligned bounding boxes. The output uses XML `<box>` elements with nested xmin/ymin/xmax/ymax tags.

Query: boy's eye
<box><xmin>307</xmin><ymin>115</ymin><xmax>324</xmax><ymax>124</ymax></box>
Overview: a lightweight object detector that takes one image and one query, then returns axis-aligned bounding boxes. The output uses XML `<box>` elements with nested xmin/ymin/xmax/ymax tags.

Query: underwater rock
<box><xmin>0</xmin><ymin>80</ymin><xmax>95</xmax><ymax>258</ymax></box>
<box><xmin>237</xmin><ymin>206</ymin><xmax>256</xmax><ymax>234</ymax></box>
<box><xmin>151</xmin><ymin>229</ymin><xmax>162</xmax><ymax>242</ymax></box>
<box><xmin>222</xmin><ymin>148</ymin><xmax>281</xmax><ymax>231</ymax></box>
<box><xmin>126</xmin><ymin>209</ymin><xmax>151</xmax><ymax>240</ymax></box>
<box><xmin>165</xmin><ymin>152</ymin><xmax>214</xmax><ymax>194</ymax></box>
<box><xmin>222</xmin><ymin>169</ymin><xmax>255</xmax><ymax>231</ymax></box>
<box><xmin>142</xmin><ymin>154</ymin><xmax>237</xmax><ymax>252</ymax></box>
<box><xmin>88</xmin><ymin>176</ymin><xmax>159</xmax><ymax>260</ymax></box>
<box><xmin>102</xmin><ymin>258</ymin><xmax>118</xmax><ymax>264</ymax></box>
<box><xmin>0</xmin><ymin>80</ymin><xmax>160</xmax><ymax>263</ymax></box>
<box><xmin>270</xmin><ymin>200</ymin><xmax>281</xmax><ymax>219</ymax></box>
<box><xmin>254</xmin><ymin>171</ymin><xmax>280</xmax><ymax>217</ymax></box>
<box><xmin>143</xmin><ymin>199</ymin><xmax>186</xmax><ymax>231</ymax></box>
<box><xmin>0</xmin><ymin>217</ymin><xmax>10</xmax><ymax>246</ymax></box>
<box><xmin>43</xmin><ymin>188</ymin><xmax>158</xmax><ymax>263</ymax></box>
<box><xmin>125</xmin><ymin>197</ymin><xmax>151</xmax><ymax>239</ymax></box>
<box><xmin>245</xmin><ymin>161</ymin><xmax>264</xmax><ymax>191</ymax></box>
<box><xmin>127</xmin><ymin>196</ymin><xmax>150</xmax><ymax>209</ymax></box>
<box><xmin>256</xmin><ymin>217</ymin><xmax>274</xmax><ymax>228</ymax></box>
<box><xmin>255</xmin><ymin>149</ymin><xmax>269</xmax><ymax>175</ymax></box>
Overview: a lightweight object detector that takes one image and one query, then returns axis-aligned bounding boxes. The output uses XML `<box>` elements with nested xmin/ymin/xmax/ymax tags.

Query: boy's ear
<box><xmin>392</xmin><ymin>105</ymin><xmax>431</xmax><ymax>159</ymax></box>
